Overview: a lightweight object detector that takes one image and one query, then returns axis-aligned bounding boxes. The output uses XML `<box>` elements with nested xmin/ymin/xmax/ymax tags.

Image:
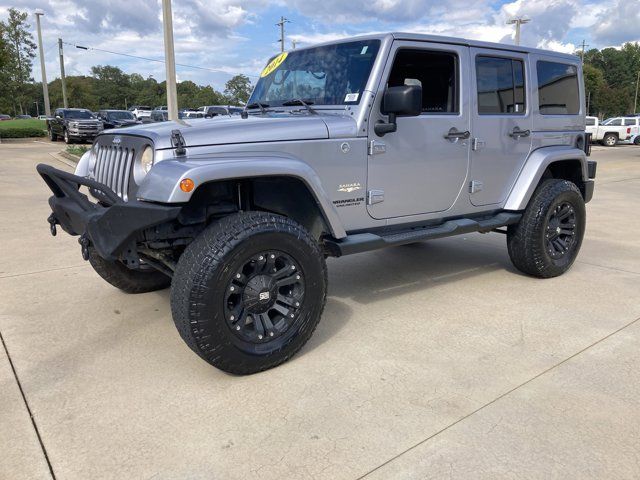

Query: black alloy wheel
<box><xmin>224</xmin><ymin>250</ymin><xmax>305</xmax><ymax>344</ymax></box>
<box><xmin>544</xmin><ymin>202</ymin><xmax>577</xmax><ymax>259</ymax></box>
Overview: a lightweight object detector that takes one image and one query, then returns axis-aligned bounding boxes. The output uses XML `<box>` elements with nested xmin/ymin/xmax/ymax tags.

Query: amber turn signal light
<box><xmin>180</xmin><ymin>178</ymin><xmax>195</xmax><ymax>192</ymax></box>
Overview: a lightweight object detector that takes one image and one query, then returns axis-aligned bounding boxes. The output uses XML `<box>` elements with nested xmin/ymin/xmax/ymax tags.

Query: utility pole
<box><xmin>634</xmin><ymin>71</ymin><xmax>639</xmax><ymax>114</ymax></box>
<box><xmin>34</xmin><ymin>9</ymin><xmax>51</xmax><ymax>117</ymax></box>
<box><xmin>276</xmin><ymin>16</ymin><xmax>290</xmax><ymax>53</ymax></box>
<box><xmin>507</xmin><ymin>17</ymin><xmax>530</xmax><ymax>46</ymax></box>
<box><xmin>58</xmin><ymin>38</ymin><xmax>68</xmax><ymax>108</ymax></box>
<box><xmin>161</xmin><ymin>0</ymin><xmax>179</xmax><ymax>121</ymax></box>
<box><xmin>579</xmin><ymin>39</ymin><xmax>589</xmax><ymax>65</ymax></box>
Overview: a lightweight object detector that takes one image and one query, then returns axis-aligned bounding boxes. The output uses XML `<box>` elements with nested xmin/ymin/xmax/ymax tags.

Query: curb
<box><xmin>48</xmin><ymin>151</ymin><xmax>78</xmax><ymax>168</ymax></box>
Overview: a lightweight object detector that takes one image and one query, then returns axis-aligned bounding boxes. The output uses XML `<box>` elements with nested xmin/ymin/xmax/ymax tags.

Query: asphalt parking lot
<box><xmin>1</xmin><ymin>140</ymin><xmax>639</xmax><ymax>480</ymax></box>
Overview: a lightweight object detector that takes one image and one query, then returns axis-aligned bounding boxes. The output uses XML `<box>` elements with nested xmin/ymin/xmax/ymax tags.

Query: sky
<box><xmin>2</xmin><ymin>0</ymin><xmax>639</xmax><ymax>91</ymax></box>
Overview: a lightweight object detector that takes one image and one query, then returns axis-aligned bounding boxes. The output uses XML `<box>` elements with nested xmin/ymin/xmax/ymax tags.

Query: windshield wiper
<box><xmin>281</xmin><ymin>98</ymin><xmax>317</xmax><ymax>114</ymax></box>
<box><xmin>245</xmin><ymin>102</ymin><xmax>270</xmax><ymax>113</ymax></box>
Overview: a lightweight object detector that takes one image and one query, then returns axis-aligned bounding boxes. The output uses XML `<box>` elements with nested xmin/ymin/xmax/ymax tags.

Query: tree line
<box><xmin>0</xmin><ymin>8</ymin><xmax>252</xmax><ymax>117</ymax></box>
<box><xmin>1</xmin><ymin>7</ymin><xmax>638</xmax><ymax>118</ymax></box>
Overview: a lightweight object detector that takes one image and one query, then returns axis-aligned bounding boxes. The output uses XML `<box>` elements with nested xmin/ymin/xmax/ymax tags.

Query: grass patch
<box><xmin>66</xmin><ymin>145</ymin><xmax>90</xmax><ymax>157</ymax></box>
<box><xmin>0</xmin><ymin>119</ymin><xmax>47</xmax><ymax>138</ymax></box>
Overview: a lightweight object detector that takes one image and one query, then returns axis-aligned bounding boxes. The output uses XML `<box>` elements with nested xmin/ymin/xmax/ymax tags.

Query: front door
<box><xmin>367</xmin><ymin>42</ymin><xmax>470</xmax><ymax>219</ymax></box>
<box><xmin>469</xmin><ymin>48</ymin><xmax>533</xmax><ymax>206</ymax></box>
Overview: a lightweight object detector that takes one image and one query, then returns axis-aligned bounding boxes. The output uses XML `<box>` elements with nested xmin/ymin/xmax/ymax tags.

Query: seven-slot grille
<box><xmin>93</xmin><ymin>145</ymin><xmax>135</xmax><ymax>201</ymax></box>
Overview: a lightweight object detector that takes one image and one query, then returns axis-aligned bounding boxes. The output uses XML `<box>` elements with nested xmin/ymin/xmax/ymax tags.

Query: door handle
<box><xmin>444</xmin><ymin>128</ymin><xmax>471</xmax><ymax>141</ymax></box>
<box><xmin>509</xmin><ymin>127</ymin><xmax>530</xmax><ymax>138</ymax></box>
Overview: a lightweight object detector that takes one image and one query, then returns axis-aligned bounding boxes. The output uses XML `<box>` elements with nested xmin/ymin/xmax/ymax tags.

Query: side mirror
<box><xmin>55</xmin><ymin>115</ymin><xmax>62</xmax><ymax>119</ymax></box>
<box><xmin>374</xmin><ymin>85</ymin><xmax>422</xmax><ymax>136</ymax></box>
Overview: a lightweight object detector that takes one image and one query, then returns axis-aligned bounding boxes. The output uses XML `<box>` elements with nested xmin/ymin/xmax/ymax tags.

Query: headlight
<box><xmin>133</xmin><ymin>145</ymin><xmax>154</xmax><ymax>183</ymax></box>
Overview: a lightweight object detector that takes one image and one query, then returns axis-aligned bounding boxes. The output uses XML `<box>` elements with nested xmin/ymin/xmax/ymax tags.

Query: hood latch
<box><xmin>171</xmin><ymin>129</ymin><xmax>187</xmax><ymax>156</ymax></box>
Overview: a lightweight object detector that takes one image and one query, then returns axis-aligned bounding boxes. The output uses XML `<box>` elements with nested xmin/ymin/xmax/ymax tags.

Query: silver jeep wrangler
<box><xmin>38</xmin><ymin>33</ymin><xmax>596</xmax><ymax>374</ymax></box>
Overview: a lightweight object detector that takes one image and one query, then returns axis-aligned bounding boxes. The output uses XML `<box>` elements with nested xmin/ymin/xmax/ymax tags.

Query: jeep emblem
<box><xmin>259</xmin><ymin>291</ymin><xmax>270</xmax><ymax>301</ymax></box>
<box><xmin>112</xmin><ymin>136</ymin><xmax>122</xmax><ymax>145</ymax></box>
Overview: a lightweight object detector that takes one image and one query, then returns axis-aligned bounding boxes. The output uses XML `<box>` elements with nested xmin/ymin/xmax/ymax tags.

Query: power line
<box><xmin>63</xmin><ymin>41</ymin><xmax>259</xmax><ymax>78</ymax></box>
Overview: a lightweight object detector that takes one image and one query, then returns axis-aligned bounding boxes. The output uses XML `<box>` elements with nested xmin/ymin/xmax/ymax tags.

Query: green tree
<box><xmin>0</xmin><ymin>8</ymin><xmax>37</xmax><ymax>114</ymax></box>
<box><xmin>224</xmin><ymin>74</ymin><xmax>252</xmax><ymax>105</ymax></box>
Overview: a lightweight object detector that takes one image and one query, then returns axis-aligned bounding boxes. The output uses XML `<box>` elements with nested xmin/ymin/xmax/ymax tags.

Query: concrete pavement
<box><xmin>1</xmin><ymin>141</ymin><xmax>639</xmax><ymax>479</ymax></box>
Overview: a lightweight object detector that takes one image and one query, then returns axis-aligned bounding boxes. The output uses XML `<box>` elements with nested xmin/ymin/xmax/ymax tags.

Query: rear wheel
<box><xmin>171</xmin><ymin>212</ymin><xmax>327</xmax><ymax>375</ymax></box>
<box><xmin>602</xmin><ymin>133</ymin><xmax>617</xmax><ymax>147</ymax></box>
<box><xmin>88</xmin><ymin>248</ymin><xmax>171</xmax><ymax>293</ymax></box>
<box><xmin>507</xmin><ymin>179</ymin><xmax>586</xmax><ymax>278</ymax></box>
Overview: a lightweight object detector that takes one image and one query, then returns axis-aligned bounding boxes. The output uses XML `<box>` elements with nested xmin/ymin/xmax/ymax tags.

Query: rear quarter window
<box><xmin>536</xmin><ymin>61</ymin><xmax>580</xmax><ymax>115</ymax></box>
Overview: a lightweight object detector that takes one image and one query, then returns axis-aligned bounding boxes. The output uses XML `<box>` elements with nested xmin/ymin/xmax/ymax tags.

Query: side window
<box><xmin>476</xmin><ymin>56</ymin><xmax>526</xmax><ymax>115</ymax></box>
<box><xmin>623</xmin><ymin>118</ymin><xmax>637</xmax><ymax>126</ymax></box>
<box><xmin>608</xmin><ymin>119</ymin><xmax>622</xmax><ymax>126</ymax></box>
<box><xmin>536</xmin><ymin>61</ymin><xmax>579</xmax><ymax>115</ymax></box>
<box><xmin>585</xmin><ymin>117</ymin><xmax>596</xmax><ymax>126</ymax></box>
<box><xmin>387</xmin><ymin>49</ymin><xmax>458</xmax><ymax>114</ymax></box>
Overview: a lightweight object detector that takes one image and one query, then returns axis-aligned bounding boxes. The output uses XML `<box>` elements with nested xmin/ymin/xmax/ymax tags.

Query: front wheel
<box><xmin>63</xmin><ymin>129</ymin><xmax>72</xmax><ymax>144</ymax></box>
<box><xmin>507</xmin><ymin>179</ymin><xmax>586</xmax><ymax>278</ymax></box>
<box><xmin>171</xmin><ymin>212</ymin><xmax>327</xmax><ymax>375</ymax></box>
<box><xmin>634</xmin><ymin>136</ymin><xmax>640</xmax><ymax>146</ymax></box>
<box><xmin>49</xmin><ymin>128</ymin><xmax>58</xmax><ymax>141</ymax></box>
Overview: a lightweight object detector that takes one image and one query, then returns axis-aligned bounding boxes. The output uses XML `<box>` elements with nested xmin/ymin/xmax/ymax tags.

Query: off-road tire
<box><xmin>507</xmin><ymin>179</ymin><xmax>585</xmax><ymax>278</ymax></box>
<box><xmin>170</xmin><ymin>211</ymin><xmax>327</xmax><ymax>375</ymax></box>
<box><xmin>602</xmin><ymin>133</ymin><xmax>617</xmax><ymax>147</ymax></box>
<box><xmin>49</xmin><ymin>128</ymin><xmax>57</xmax><ymax>141</ymax></box>
<box><xmin>88</xmin><ymin>248</ymin><xmax>171</xmax><ymax>293</ymax></box>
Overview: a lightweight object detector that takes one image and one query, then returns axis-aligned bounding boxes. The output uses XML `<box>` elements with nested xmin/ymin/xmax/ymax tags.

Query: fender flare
<box><xmin>137</xmin><ymin>155</ymin><xmax>347</xmax><ymax>239</ymax></box>
<box><xmin>504</xmin><ymin>146</ymin><xmax>588</xmax><ymax>211</ymax></box>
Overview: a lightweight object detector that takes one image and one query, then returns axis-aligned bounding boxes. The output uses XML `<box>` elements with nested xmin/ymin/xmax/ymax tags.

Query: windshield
<box><xmin>107</xmin><ymin>111</ymin><xmax>135</xmax><ymax>120</ymax></box>
<box><xmin>64</xmin><ymin>110</ymin><xmax>94</xmax><ymax>119</ymax></box>
<box><xmin>248</xmin><ymin>39</ymin><xmax>381</xmax><ymax>108</ymax></box>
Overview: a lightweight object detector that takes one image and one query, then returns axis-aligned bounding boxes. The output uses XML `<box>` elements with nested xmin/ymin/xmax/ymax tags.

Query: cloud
<box><xmin>592</xmin><ymin>1</ymin><xmax>640</xmax><ymax>45</ymax></box>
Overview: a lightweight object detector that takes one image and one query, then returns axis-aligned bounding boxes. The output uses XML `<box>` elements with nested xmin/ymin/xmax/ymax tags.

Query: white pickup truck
<box><xmin>586</xmin><ymin>116</ymin><xmax>637</xmax><ymax>146</ymax></box>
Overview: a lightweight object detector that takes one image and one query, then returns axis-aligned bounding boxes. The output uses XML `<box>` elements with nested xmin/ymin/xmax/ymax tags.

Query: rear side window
<box><xmin>623</xmin><ymin>118</ymin><xmax>637</xmax><ymax>126</ymax></box>
<box><xmin>585</xmin><ymin>117</ymin><xmax>596</xmax><ymax>126</ymax></box>
<box><xmin>476</xmin><ymin>56</ymin><xmax>525</xmax><ymax>114</ymax></box>
<box><xmin>536</xmin><ymin>61</ymin><xmax>579</xmax><ymax>115</ymax></box>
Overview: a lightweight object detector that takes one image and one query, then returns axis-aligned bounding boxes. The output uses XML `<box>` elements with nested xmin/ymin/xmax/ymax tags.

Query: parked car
<box><xmin>181</xmin><ymin>109</ymin><xmax>204</xmax><ymax>119</ymax></box>
<box><xmin>586</xmin><ymin>116</ymin><xmax>633</xmax><ymax>146</ymax></box>
<box><xmin>38</xmin><ymin>32</ymin><xmax>595</xmax><ymax>374</ymax></box>
<box><xmin>38</xmin><ymin>115</ymin><xmax>48</xmax><ymax>120</ymax></box>
<box><xmin>617</xmin><ymin>116</ymin><xmax>640</xmax><ymax>144</ymax></box>
<box><xmin>128</xmin><ymin>105</ymin><xmax>152</xmax><ymax>121</ymax></box>
<box><xmin>198</xmin><ymin>105</ymin><xmax>243</xmax><ymax>117</ymax></box>
<box><xmin>97</xmin><ymin>110</ymin><xmax>141</xmax><ymax>129</ymax></box>
<box><xmin>47</xmin><ymin>108</ymin><xmax>103</xmax><ymax>144</ymax></box>
<box><xmin>0</xmin><ymin>114</ymin><xmax>11</xmax><ymax>121</ymax></box>
<box><xmin>630</xmin><ymin>133</ymin><xmax>640</xmax><ymax>145</ymax></box>
<box><xmin>15</xmin><ymin>114</ymin><xmax>32</xmax><ymax>119</ymax></box>
<box><xmin>150</xmin><ymin>106</ymin><xmax>168</xmax><ymax>122</ymax></box>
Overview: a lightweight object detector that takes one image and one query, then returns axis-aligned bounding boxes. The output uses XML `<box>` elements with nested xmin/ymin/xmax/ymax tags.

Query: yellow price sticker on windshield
<box><xmin>260</xmin><ymin>52</ymin><xmax>288</xmax><ymax>78</ymax></box>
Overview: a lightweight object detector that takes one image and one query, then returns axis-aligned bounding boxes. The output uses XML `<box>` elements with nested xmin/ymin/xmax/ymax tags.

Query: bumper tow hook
<box><xmin>47</xmin><ymin>214</ymin><xmax>58</xmax><ymax>236</ymax></box>
<box><xmin>78</xmin><ymin>234</ymin><xmax>90</xmax><ymax>261</ymax></box>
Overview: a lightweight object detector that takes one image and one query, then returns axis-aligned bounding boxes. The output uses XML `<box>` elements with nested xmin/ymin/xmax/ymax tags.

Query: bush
<box><xmin>0</xmin><ymin>127</ymin><xmax>46</xmax><ymax>138</ymax></box>
<box><xmin>66</xmin><ymin>145</ymin><xmax>89</xmax><ymax>157</ymax></box>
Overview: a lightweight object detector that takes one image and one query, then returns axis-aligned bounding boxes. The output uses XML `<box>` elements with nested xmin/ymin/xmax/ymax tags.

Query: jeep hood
<box><xmin>108</xmin><ymin>113</ymin><xmax>357</xmax><ymax>149</ymax></box>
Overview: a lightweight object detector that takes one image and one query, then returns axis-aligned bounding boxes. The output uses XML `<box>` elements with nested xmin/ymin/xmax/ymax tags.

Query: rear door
<box><xmin>469</xmin><ymin>49</ymin><xmax>532</xmax><ymax>206</ymax></box>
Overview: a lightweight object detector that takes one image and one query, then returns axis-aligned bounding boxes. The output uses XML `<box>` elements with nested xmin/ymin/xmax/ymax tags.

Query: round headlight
<box><xmin>141</xmin><ymin>146</ymin><xmax>154</xmax><ymax>173</ymax></box>
<box><xmin>134</xmin><ymin>146</ymin><xmax>155</xmax><ymax>184</ymax></box>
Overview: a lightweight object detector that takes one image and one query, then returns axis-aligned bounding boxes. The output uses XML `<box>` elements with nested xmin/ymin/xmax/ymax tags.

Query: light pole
<box><xmin>276</xmin><ymin>16</ymin><xmax>290</xmax><ymax>53</ymax></box>
<box><xmin>507</xmin><ymin>17</ymin><xmax>530</xmax><ymax>46</ymax></box>
<box><xmin>58</xmin><ymin>38</ymin><xmax>68</xmax><ymax>108</ymax></box>
<box><xmin>34</xmin><ymin>9</ymin><xmax>51</xmax><ymax>116</ymax></box>
<box><xmin>161</xmin><ymin>0</ymin><xmax>179</xmax><ymax>121</ymax></box>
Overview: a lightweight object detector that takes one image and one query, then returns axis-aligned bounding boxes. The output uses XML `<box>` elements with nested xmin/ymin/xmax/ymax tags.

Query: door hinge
<box><xmin>469</xmin><ymin>180</ymin><xmax>483</xmax><ymax>194</ymax></box>
<box><xmin>368</xmin><ymin>140</ymin><xmax>386</xmax><ymax>156</ymax></box>
<box><xmin>367</xmin><ymin>190</ymin><xmax>384</xmax><ymax>205</ymax></box>
<box><xmin>472</xmin><ymin>138</ymin><xmax>486</xmax><ymax>151</ymax></box>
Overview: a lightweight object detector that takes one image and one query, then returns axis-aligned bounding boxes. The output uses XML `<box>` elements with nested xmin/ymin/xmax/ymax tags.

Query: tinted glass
<box><xmin>585</xmin><ymin>117</ymin><xmax>596</xmax><ymax>125</ymax></box>
<box><xmin>623</xmin><ymin>118</ymin><xmax>637</xmax><ymax>126</ymax></box>
<box><xmin>249</xmin><ymin>40</ymin><xmax>380</xmax><ymax>107</ymax></box>
<box><xmin>537</xmin><ymin>61</ymin><xmax>579</xmax><ymax>115</ymax></box>
<box><xmin>387</xmin><ymin>49</ymin><xmax>458</xmax><ymax>113</ymax></box>
<box><xmin>107</xmin><ymin>111</ymin><xmax>135</xmax><ymax>120</ymax></box>
<box><xmin>64</xmin><ymin>110</ymin><xmax>94</xmax><ymax>119</ymax></box>
<box><xmin>476</xmin><ymin>56</ymin><xmax>525</xmax><ymax>114</ymax></box>
<box><xmin>605</xmin><ymin>118</ymin><xmax>622</xmax><ymax>126</ymax></box>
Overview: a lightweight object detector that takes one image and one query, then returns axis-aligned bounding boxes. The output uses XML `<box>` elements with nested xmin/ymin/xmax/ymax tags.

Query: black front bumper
<box><xmin>37</xmin><ymin>164</ymin><xmax>181</xmax><ymax>261</ymax></box>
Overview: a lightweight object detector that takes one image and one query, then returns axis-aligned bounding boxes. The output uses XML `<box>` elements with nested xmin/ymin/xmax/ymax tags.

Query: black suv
<box><xmin>97</xmin><ymin>110</ymin><xmax>141</xmax><ymax>129</ymax></box>
<box><xmin>48</xmin><ymin>108</ymin><xmax>103</xmax><ymax>144</ymax></box>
